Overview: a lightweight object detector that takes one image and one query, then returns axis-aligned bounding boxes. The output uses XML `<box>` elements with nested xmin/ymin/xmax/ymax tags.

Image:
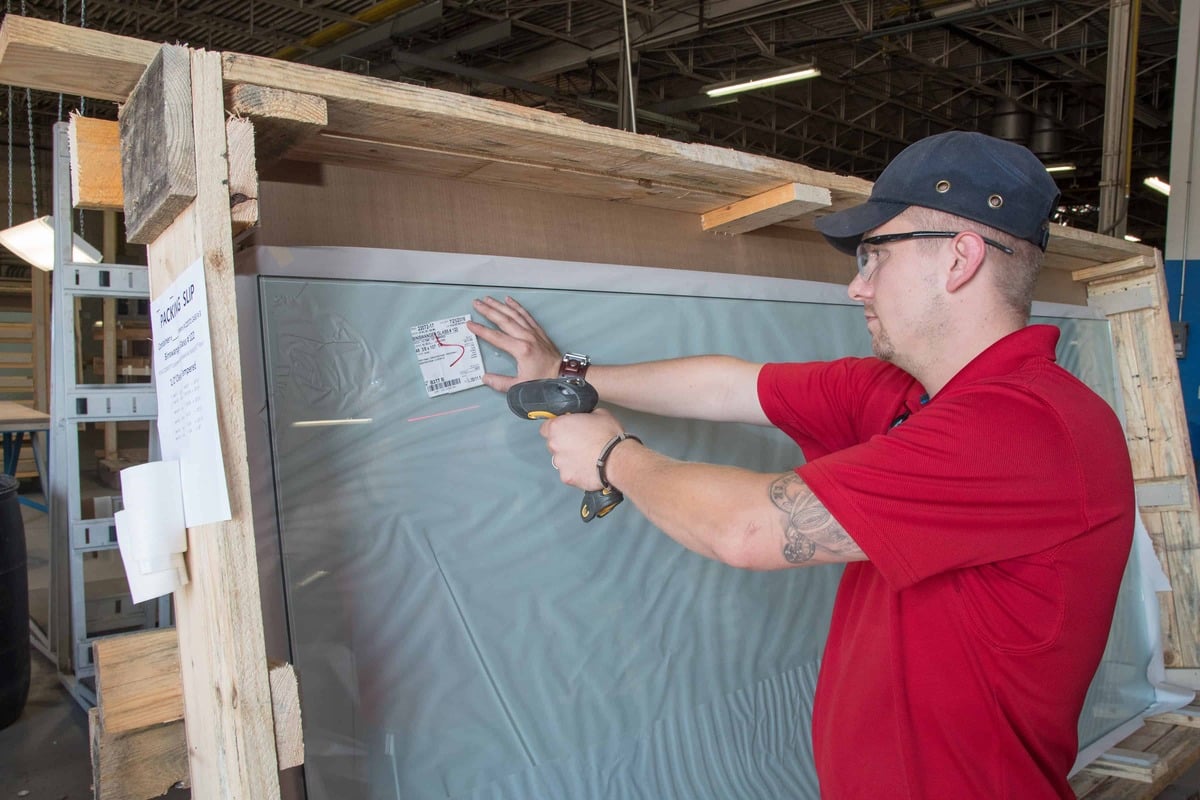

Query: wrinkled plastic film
<box><xmin>249</xmin><ymin>248</ymin><xmax>1158</xmax><ymax>799</ymax></box>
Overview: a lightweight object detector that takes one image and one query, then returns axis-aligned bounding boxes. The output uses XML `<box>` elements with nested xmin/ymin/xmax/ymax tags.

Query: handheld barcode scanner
<box><xmin>506</xmin><ymin>377</ymin><xmax>623</xmax><ymax>522</ymax></box>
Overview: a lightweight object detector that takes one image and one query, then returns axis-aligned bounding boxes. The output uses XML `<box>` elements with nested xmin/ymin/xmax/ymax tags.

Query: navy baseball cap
<box><xmin>815</xmin><ymin>131</ymin><xmax>1061</xmax><ymax>255</ymax></box>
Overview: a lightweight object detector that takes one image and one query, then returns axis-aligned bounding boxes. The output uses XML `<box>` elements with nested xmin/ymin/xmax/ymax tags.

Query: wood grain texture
<box><xmin>69</xmin><ymin>115</ymin><xmax>124</xmax><ymax>211</ymax></box>
<box><xmin>227</xmin><ymin>117</ymin><xmax>260</xmax><ymax>234</ymax></box>
<box><xmin>119</xmin><ymin>45</ymin><xmax>197</xmax><ymax>244</ymax></box>
<box><xmin>701</xmin><ymin>182</ymin><xmax>832</xmax><ymax>234</ymax></box>
<box><xmin>268</xmin><ymin>661</ymin><xmax>304</xmax><ymax>770</ymax></box>
<box><xmin>1073</xmin><ymin>721</ymin><xmax>1200</xmax><ymax>799</ymax></box>
<box><xmin>228</xmin><ymin>84</ymin><xmax>327</xmax><ymax>166</ymax></box>
<box><xmin>90</xmin><ymin>708</ymin><xmax>190</xmax><ymax>800</ymax></box>
<box><xmin>94</xmin><ymin>629</ymin><xmax>183</xmax><ymax>735</ymax></box>
<box><xmin>1081</xmin><ymin>249</ymin><xmax>1200</xmax><ymax>668</ymax></box>
<box><xmin>0</xmin><ymin>16</ymin><xmax>1160</xmax><ymax>270</ymax></box>
<box><xmin>0</xmin><ymin>15</ymin><xmax>158</xmax><ymax>101</ymax></box>
<box><xmin>143</xmin><ymin>49</ymin><xmax>281</xmax><ymax>799</ymax></box>
<box><xmin>89</xmin><ymin>661</ymin><xmax>303</xmax><ymax>799</ymax></box>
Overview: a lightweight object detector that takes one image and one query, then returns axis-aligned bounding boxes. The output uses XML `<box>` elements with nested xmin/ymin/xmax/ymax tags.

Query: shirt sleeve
<box><xmin>758</xmin><ymin>358</ymin><xmax>914</xmax><ymax>460</ymax></box>
<box><xmin>797</xmin><ymin>383</ymin><xmax>1104</xmax><ymax>591</ymax></box>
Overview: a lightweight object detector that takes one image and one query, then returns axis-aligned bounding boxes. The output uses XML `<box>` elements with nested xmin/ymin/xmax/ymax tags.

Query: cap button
<box><xmin>988</xmin><ymin>194</ymin><xmax>1004</xmax><ymax>208</ymax></box>
<box><xmin>935</xmin><ymin>180</ymin><xmax>951</xmax><ymax>193</ymax></box>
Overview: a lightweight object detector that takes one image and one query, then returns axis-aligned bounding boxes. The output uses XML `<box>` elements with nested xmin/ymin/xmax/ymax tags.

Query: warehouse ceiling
<box><xmin>0</xmin><ymin>0</ymin><xmax>1183</xmax><ymax>250</ymax></box>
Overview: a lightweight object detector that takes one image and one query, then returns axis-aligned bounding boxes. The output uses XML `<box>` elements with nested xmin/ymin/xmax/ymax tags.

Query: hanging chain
<box><xmin>6</xmin><ymin>84</ymin><xmax>12</xmax><ymax>228</ymax></box>
<box><xmin>5</xmin><ymin>0</ymin><xmax>11</xmax><ymax>226</ymax></box>
<box><xmin>25</xmin><ymin>87</ymin><xmax>36</xmax><ymax>218</ymax></box>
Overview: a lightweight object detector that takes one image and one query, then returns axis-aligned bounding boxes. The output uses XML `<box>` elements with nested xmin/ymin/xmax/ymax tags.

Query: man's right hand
<box><xmin>467</xmin><ymin>296</ymin><xmax>562</xmax><ymax>393</ymax></box>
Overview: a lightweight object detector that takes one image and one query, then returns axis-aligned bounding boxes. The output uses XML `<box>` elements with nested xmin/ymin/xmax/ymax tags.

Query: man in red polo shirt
<box><xmin>468</xmin><ymin>131</ymin><xmax>1135</xmax><ymax>798</ymax></box>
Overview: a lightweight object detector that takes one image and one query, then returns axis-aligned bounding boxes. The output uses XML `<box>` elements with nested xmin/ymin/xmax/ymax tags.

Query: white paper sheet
<box><xmin>115</xmin><ymin>461</ymin><xmax>189</xmax><ymax>603</ymax></box>
<box><xmin>151</xmin><ymin>258</ymin><xmax>232</xmax><ymax>526</ymax></box>
<box><xmin>410</xmin><ymin>314</ymin><xmax>484</xmax><ymax>397</ymax></box>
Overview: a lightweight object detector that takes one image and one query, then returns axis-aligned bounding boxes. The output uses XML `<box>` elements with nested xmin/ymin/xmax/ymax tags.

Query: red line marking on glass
<box><xmin>434</xmin><ymin>331</ymin><xmax>466</xmax><ymax>367</ymax></box>
<box><xmin>407</xmin><ymin>405</ymin><xmax>480</xmax><ymax>423</ymax></box>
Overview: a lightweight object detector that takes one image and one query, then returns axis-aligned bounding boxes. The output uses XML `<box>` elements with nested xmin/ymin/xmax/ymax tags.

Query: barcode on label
<box><xmin>426</xmin><ymin>377</ymin><xmax>463</xmax><ymax>392</ymax></box>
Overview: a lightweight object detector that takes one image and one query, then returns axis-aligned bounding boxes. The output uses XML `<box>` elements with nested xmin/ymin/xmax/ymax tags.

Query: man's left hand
<box><xmin>540</xmin><ymin>408</ymin><xmax>625</xmax><ymax>491</ymax></box>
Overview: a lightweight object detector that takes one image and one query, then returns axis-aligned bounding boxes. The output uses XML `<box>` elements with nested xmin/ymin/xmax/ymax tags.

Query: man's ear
<box><xmin>945</xmin><ymin>232</ymin><xmax>987</xmax><ymax>293</ymax></box>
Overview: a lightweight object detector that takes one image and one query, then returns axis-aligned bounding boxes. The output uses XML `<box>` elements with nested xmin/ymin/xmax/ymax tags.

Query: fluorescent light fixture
<box><xmin>1124</xmin><ymin>234</ymin><xmax>1142</xmax><ymax>242</ymax></box>
<box><xmin>1144</xmin><ymin>176</ymin><xmax>1171</xmax><ymax>196</ymax></box>
<box><xmin>704</xmin><ymin>65</ymin><xmax>821</xmax><ymax>98</ymax></box>
<box><xmin>0</xmin><ymin>215</ymin><xmax>102</xmax><ymax>271</ymax></box>
<box><xmin>1044</xmin><ymin>163</ymin><xmax>1076</xmax><ymax>174</ymax></box>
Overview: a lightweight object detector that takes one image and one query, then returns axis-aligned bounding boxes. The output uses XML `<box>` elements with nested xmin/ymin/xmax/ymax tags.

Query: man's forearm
<box><xmin>588</xmin><ymin>356</ymin><xmax>768</xmax><ymax>425</ymax></box>
<box><xmin>603</xmin><ymin>440</ymin><xmax>865</xmax><ymax>569</ymax></box>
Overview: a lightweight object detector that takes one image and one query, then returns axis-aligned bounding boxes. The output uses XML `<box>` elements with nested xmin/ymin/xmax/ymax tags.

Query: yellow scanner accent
<box><xmin>527</xmin><ymin>411</ymin><xmax>557</xmax><ymax>420</ymax></box>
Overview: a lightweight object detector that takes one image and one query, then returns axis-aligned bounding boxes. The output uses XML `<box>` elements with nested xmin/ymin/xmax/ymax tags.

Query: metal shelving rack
<box><xmin>46</xmin><ymin>122</ymin><xmax>167</xmax><ymax>707</ymax></box>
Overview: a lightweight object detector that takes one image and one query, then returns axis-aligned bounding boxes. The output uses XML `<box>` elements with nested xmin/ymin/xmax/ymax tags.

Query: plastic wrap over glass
<box><xmin>251</xmin><ymin>248</ymin><xmax>1156</xmax><ymax>799</ymax></box>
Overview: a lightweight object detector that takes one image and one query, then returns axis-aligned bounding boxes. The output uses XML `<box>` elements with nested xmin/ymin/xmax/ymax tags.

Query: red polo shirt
<box><xmin>758</xmin><ymin>325</ymin><xmax>1134</xmax><ymax>799</ymax></box>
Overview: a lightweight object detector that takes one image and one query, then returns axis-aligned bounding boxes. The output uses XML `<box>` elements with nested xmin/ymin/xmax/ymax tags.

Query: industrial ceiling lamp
<box><xmin>704</xmin><ymin>64</ymin><xmax>821</xmax><ymax>98</ymax></box>
<box><xmin>1044</xmin><ymin>163</ymin><xmax>1076</xmax><ymax>174</ymax></box>
<box><xmin>1143</xmin><ymin>176</ymin><xmax>1171</xmax><ymax>196</ymax></box>
<box><xmin>0</xmin><ymin>215</ymin><xmax>103</xmax><ymax>271</ymax></box>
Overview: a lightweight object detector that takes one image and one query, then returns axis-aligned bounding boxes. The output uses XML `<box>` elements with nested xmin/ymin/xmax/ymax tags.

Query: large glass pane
<box><xmin>252</xmin><ymin>250</ymin><xmax>1153</xmax><ymax>799</ymax></box>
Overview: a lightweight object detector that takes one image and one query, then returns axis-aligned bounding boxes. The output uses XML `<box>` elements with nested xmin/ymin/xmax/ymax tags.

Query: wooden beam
<box><xmin>1148</xmin><ymin>704</ymin><xmax>1200</xmax><ymax>728</ymax></box>
<box><xmin>227</xmin><ymin>84</ymin><xmax>328</xmax><ymax>166</ymax></box>
<box><xmin>89</xmin><ymin>708</ymin><xmax>190</xmax><ymax>800</ymax></box>
<box><xmin>1080</xmin><ymin>250</ymin><xmax>1200</xmax><ymax>668</ymax></box>
<box><xmin>122</xmin><ymin>45</ymin><xmax>281</xmax><ymax>798</ymax></box>
<box><xmin>93</xmin><ymin>629</ymin><xmax>183</xmax><ymax>735</ymax></box>
<box><xmin>701</xmin><ymin>182</ymin><xmax>832</xmax><ymax>234</ymax></box>
<box><xmin>0</xmin><ymin>15</ymin><xmax>158</xmax><ymax>102</ymax></box>
<box><xmin>69</xmin><ymin>115</ymin><xmax>124</xmax><ymax>211</ymax></box>
<box><xmin>93</xmin><ymin>629</ymin><xmax>303</xmax><ymax>763</ymax></box>
<box><xmin>88</xmin><ymin>661</ymin><xmax>303</xmax><ymax>800</ymax></box>
<box><xmin>118</xmin><ymin>45</ymin><xmax>197</xmax><ymax>245</ymax></box>
<box><xmin>1083</xmin><ymin>747</ymin><xmax>1166</xmax><ymax>783</ymax></box>
<box><xmin>1072</xmin><ymin>254</ymin><xmax>1157</xmax><ymax>284</ymax></box>
<box><xmin>227</xmin><ymin>117</ymin><xmax>260</xmax><ymax>235</ymax></box>
<box><xmin>269</xmin><ymin>661</ymin><xmax>304</xmax><ymax>770</ymax></box>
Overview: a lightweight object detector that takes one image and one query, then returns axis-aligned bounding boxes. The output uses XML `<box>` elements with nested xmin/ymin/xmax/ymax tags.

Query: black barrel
<box><xmin>0</xmin><ymin>473</ymin><xmax>29</xmax><ymax>730</ymax></box>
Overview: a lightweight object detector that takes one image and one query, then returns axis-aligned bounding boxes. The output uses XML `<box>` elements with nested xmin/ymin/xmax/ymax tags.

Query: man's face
<box><xmin>846</xmin><ymin>211</ymin><xmax>950</xmax><ymax>369</ymax></box>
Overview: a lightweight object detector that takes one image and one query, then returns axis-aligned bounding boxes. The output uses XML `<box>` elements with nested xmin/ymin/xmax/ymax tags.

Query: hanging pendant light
<box><xmin>0</xmin><ymin>216</ymin><xmax>102</xmax><ymax>271</ymax></box>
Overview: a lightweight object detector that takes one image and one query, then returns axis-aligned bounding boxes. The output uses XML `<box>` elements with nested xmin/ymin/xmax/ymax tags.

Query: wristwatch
<box><xmin>559</xmin><ymin>352</ymin><xmax>590</xmax><ymax>380</ymax></box>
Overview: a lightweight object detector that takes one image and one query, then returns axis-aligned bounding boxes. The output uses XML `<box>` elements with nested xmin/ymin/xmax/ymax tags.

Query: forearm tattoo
<box><xmin>769</xmin><ymin>473</ymin><xmax>856</xmax><ymax>564</ymax></box>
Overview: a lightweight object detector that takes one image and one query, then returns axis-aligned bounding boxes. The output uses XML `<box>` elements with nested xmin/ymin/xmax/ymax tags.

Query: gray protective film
<box><xmin>251</xmin><ymin>248</ymin><xmax>1153</xmax><ymax>799</ymax></box>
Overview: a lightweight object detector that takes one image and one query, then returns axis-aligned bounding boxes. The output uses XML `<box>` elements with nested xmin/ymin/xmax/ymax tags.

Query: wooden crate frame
<box><xmin>2</xmin><ymin>14</ymin><xmax>1197</xmax><ymax>799</ymax></box>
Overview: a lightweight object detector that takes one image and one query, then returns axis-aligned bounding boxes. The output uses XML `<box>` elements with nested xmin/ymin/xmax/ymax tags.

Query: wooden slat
<box><xmin>1072</xmin><ymin>254</ymin><xmax>1157</xmax><ymax>284</ymax></box>
<box><xmin>227</xmin><ymin>83</ymin><xmax>327</xmax><ymax>166</ymax></box>
<box><xmin>89</xmin><ymin>661</ymin><xmax>303</xmax><ymax>800</ymax></box>
<box><xmin>268</xmin><ymin>661</ymin><xmax>304</xmax><ymax>770</ymax></box>
<box><xmin>701</xmin><ymin>182</ymin><xmax>832</xmax><ymax>234</ymax></box>
<box><xmin>93</xmin><ymin>629</ymin><xmax>183</xmax><ymax>735</ymax></box>
<box><xmin>227</xmin><ymin>116</ymin><xmax>260</xmax><ymax>235</ymax></box>
<box><xmin>89</xmin><ymin>708</ymin><xmax>189</xmax><ymax>800</ymax></box>
<box><xmin>69</xmin><ymin>114</ymin><xmax>124</xmax><ymax>211</ymax></box>
<box><xmin>1149</xmin><ymin>704</ymin><xmax>1200</xmax><ymax>729</ymax></box>
<box><xmin>1074</xmin><ymin>721</ymin><xmax>1200</xmax><ymax>798</ymax></box>
<box><xmin>1085</xmin><ymin>747</ymin><xmax>1166</xmax><ymax>783</ymax></box>
<box><xmin>0</xmin><ymin>15</ymin><xmax>159</xmax><ymax>101</ymax></box>
<box><xmin>118</xmin><ymin>45</ymin><xmax>197</xmax><ymax>245</ymax></box>
<box><xmin>0</xmin><ymin>322</ymin><xmax>33</xmax><ymax>339</ymax></box>
<box><xmin>136</xmin><ymin>46</ymin><xmax>282</xmax><ymax>799</ymax></box>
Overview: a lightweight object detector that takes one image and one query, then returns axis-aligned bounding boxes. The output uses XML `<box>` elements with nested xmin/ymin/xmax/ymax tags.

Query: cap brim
<box><xmin>815</xmin><ymin>199</ymin><xmax>910</xmax><ymax>255</ymax></box>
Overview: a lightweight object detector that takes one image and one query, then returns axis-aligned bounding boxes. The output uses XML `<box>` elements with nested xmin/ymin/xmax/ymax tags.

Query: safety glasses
<box><xmin>855</xmin><ymin>230</ymin><xmax>1015</xmax><ymax>281</ymax></box>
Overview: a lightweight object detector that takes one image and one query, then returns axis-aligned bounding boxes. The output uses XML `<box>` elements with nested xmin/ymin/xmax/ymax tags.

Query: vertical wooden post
<box><xmin>1074</xmin><ymin>253</ymin><xmax>1200</xmax><ymax>669</ymax></box>
<box><xmin>120</xmin><ymin>45</ymin><xmax>280</xmax><ymax>798</ymax></box>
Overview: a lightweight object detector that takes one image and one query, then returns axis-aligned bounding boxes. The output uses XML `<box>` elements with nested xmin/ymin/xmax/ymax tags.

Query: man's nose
<box><xmin>848</xmin><ymin>273</ymin><xmax>870</xmax><ymax>302</ymax></box>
